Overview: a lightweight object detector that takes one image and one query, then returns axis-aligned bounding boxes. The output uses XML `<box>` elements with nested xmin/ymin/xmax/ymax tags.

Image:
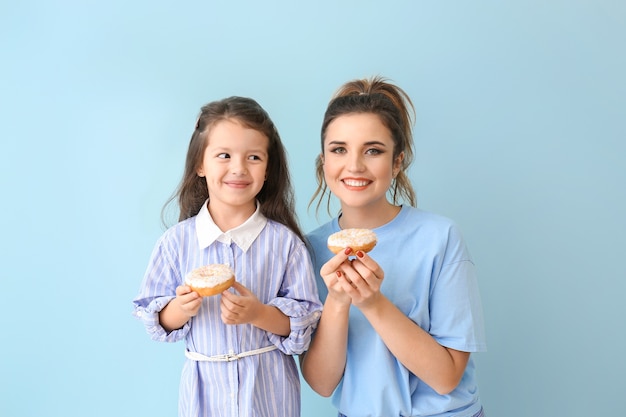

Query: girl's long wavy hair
<box><xmin>163</xmin><ymin>96</ymin><xmax>305</xmax><ymax>242</ymax></box>
<box><xmin>309</xmin><ymin>76</ymin><xmax>417</xmax><ymax>215</ymax></box>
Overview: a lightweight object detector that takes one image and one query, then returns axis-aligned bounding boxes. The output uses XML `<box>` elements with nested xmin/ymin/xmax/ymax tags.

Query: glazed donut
<box><xmin>327</xmin><ymin>228</ymin><xmax>377</xmax><ymax>254</ymax></box>
<box><xmin>184</xmin><ymin>264</ymin><xmax>235</xmax><ymax>297</ymax></box>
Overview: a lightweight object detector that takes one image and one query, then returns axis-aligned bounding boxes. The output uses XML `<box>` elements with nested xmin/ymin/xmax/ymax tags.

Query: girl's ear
<box><xmin>197</xmin><ymin>168</ymin><xmax>205</xmax><ymax>177</ymax></box>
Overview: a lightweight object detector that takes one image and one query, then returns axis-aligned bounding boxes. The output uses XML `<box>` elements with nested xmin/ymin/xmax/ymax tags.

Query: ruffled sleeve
<box><xmin>132</xmin><ymin>234</ymin><xmax>190</xmax><ymax>343</ymax></box>
<box><xmin>266</xmin><ymin>243</ymin><xmax>323</xmax><ymax>355</ymax></box>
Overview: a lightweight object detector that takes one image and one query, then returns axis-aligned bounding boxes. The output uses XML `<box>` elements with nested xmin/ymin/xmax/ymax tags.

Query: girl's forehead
<box><xmin>206</xmin><ymin>120</ymin><xmax>267</xmax><ymax>143</ymax></box>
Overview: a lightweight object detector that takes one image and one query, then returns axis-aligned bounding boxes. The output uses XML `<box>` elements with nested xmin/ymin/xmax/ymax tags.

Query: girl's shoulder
<box><xmin>156</xmin><ymin>216</ymin><xmax>197</xmax><ymax>244</ymax></box>
<box><xmin>264</xmin><ymin>218</ymin><xmax>306</xmax><ymax>244</ymax></box>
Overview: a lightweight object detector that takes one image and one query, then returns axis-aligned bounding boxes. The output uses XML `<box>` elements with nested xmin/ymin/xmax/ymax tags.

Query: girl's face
<box><xmin>197</xmin><ymin>119</ymin><xmax>268</xmax><ymax>215</ymax></box>
<box><xmin>322</xmin><ymin>113</ymin><xmax>403</xmax><ymax>212</ymax></box>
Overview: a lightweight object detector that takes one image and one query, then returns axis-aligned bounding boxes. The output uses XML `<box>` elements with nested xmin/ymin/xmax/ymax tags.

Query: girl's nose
<box><xmin>231</xmin><ymin>158</ymin><xmax>248</xmax><ymax>175</ymax></box>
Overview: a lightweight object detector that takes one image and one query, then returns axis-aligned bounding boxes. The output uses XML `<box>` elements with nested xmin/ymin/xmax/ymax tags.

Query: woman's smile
<box><xmin>342</xmin><ymin>178</ymin><xmax>372</xmax><ymax>188</ymax></box>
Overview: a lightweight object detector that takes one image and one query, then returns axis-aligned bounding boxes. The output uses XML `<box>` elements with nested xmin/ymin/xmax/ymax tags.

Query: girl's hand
<box><xmin>174</xmin><ymin>285</ymin><xmax>203</xmax><ymax>317</ymax></box>
<box><xmin>220</xmin><ymin>282</ymin><xmax>262</xmax><ymax>325</ymax></box>
<box><xmin>320</xmin><ymin>248</ymin><xmax>355</xmax><ymax>306</ymax></box>
<box><xmin>337</xmin><ymin>250</ymin><xmax>385</xmax><ymax>309</ymax></box>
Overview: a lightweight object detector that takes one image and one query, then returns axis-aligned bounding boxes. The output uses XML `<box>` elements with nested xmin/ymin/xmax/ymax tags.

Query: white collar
<box><xmin>195</xmin><ymin>200</ymin><xmax>267</xmax><ymax>252</ymax></box>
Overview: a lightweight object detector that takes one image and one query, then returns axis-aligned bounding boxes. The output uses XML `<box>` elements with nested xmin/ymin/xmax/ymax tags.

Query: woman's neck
<box><xmin>338</xmin><ymin>201</ymin><xmax>401</xmax><ymax>230</ymax></box>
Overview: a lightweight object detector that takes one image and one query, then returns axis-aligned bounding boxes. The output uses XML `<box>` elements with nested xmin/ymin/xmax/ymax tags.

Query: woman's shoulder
<box><xmin>398</xmin><ymin>206</ymin><xmax>459</xmax><ymax>229</ymax></box>
<box><xmin>388</xmin><ymin>206</ymin><xmax>467</xmax><ymax>245</ymax></box>
<box><xmin>384</xmin><ymin>207</ymin><xmax>473</xmax><ymax>265</ymax></box>
<box><xmin>305</xmin><ymin>220</ymin><xmax>336</xmax><ymax>244</ymax></box>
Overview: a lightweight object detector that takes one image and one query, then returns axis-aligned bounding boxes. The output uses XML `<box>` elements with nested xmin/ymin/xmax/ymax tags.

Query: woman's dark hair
<box><xmin>310</xmin><ymin>76</ymin><xmax>417</xmax><ymax>215</ymax></box>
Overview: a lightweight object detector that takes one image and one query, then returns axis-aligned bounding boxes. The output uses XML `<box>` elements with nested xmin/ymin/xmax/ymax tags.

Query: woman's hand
<box><xmin>320</xmin><ymin>248</ymin><xmax>355</xmax><ymax>306</ymax></box>
<box><xmin>337</xmin><ymin>250</ymin><xmax>385</xmax><ymax>309</ymax></box>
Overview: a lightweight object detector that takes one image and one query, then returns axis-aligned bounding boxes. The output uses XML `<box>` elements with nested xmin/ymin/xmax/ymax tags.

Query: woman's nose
<box><xmin>347</xmin><ymin>154</ymin><xmax>365</xmax><ymax>172</ymax></box>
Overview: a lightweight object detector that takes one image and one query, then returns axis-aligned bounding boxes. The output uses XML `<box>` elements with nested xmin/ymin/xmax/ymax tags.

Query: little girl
<box><xmin>133</xmin><ymin>96</ymin><xmax>322</xmax><ymax>417</ymax></box>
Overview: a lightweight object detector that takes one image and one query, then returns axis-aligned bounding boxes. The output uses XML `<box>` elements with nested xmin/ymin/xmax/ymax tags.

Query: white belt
<box><xmin>185</xmin><ymin>345</ymin><xmax>278</xmax><ymax>362</ymax></box>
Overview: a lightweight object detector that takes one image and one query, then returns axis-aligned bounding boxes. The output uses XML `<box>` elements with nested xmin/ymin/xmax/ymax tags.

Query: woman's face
<box><xmin>322</xmin><ymin>113</ymin><xmax>403</xmax><ymax>212</ymax></box>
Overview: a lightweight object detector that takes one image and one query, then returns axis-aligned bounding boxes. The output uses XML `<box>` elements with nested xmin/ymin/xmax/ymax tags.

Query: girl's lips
<box><xmin>225</xmin><ymin>181</ymin><xmax>250</xmax><ymax>188</ymax></box>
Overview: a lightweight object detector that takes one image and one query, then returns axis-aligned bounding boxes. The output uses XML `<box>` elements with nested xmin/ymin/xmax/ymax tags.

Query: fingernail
<box><xmin>344</xmin><ymin>247</ymin><xmax>353</xmax><ymax>255</ymax></box>
<box><xmin>356</xmin><ymin>251</ymin><xmax>364</xmax><ymax>258</ymax></box>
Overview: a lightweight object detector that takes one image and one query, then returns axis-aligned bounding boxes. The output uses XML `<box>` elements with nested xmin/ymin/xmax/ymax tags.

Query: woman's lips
<box><xmin>342</xmin><ymin>179</ymin><xmax>370</xmax><ymax>187</ymax></box>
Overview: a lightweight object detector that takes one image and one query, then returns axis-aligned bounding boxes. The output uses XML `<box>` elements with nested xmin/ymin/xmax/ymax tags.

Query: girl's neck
<box><xmin>208</xmin><ymin>200</ymin><xmax>257</xmax><ymax>232</ymax></box>
<box><xmin>338</xmin><ymin>201</ymin><xmax>401</xmax><ymax>230</ymax></box>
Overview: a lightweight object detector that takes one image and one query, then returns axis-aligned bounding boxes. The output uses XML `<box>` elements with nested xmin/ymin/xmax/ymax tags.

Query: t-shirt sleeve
<box><xmin>429</xmin><ymin>225</ymin><xmax>487</xmax><ymax>352</ymax></box>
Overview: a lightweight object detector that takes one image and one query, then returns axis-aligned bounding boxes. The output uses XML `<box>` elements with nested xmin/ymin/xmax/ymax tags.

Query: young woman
<box><xmin>133</xmin><ymin>96</ymin><xmax>322</xmax><ymax>417</ymax></box>
<box><xmin>301</xmin><ymin>77</ymin><xmax>487</xmax><ymax>417</ymax></box>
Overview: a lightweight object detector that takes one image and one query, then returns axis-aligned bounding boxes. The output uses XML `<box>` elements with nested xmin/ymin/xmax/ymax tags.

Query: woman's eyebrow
<box><xmin>363</xmin><ymin>140</ymin><xmax>388</xmax><ymax>147</ymax></box>
<box><xmin>326</xmin><ymin>140</ymin><xmax>388</xmax><ymax>145</ymax></box>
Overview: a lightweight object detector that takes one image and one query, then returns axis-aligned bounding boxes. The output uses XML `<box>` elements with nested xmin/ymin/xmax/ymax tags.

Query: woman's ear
<box><xmin>393</xmin><ymin>152</ymin><xmax>404</xmax><ymax>177</ymax></box>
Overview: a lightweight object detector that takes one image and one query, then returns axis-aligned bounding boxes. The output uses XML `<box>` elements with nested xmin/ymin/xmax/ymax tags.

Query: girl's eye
<box><xmin>248</xmin><ymin>155</ymin><xmax>262</xmax><ymax>161</ymax></box>
<box><xmin>217</xmin><ymin>153</ymin><xmax>230</xmax><ymax>159</ymax></box>
<box><xmin>365</xmin><ymin>148</ymin><xmax>383</xmax><ymax>155</ymax></box>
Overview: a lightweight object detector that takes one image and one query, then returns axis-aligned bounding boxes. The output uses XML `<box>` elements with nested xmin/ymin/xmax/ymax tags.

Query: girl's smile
<box><xmin>224</xmin><ymin>180</ymin><xmax>252</xmax><ymax>188</ymax></box>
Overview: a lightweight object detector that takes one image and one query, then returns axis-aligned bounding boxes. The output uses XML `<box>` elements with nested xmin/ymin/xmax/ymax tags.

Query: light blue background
<box><xmin>1</xmin><ymin>1</ymin><xmax>624</xmax><ymax>416</ymax></box>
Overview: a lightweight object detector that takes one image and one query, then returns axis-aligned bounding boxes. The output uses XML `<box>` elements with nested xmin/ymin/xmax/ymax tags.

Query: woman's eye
<box><xmin>217</xmin><ymin>153</ymin><xmax>230</xmax><ymax>159</ymax></box>
<box><xmin>365</xmin><ymin>148</ymin><xmax>383</xmax><ymax>155</ymax></box>
<box><xmin>329</xmin><ymin>146</ymin><xmax>346</xmax><ymax>154</ymax></box>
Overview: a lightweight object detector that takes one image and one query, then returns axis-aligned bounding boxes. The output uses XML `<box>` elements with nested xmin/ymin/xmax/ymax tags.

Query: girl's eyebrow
<box><xmin>210</xmin><ymin>146</ymin><xmax>268</xmax><ymax>154</ymax></box>
<box><xmin>247</xmin><ymin>148</ymin><xmax>269</xmax><ymax>155</ymax></box>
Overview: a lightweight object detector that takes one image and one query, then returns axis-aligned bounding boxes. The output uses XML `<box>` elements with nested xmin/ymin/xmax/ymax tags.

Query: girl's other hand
<box><xmin>220</xmin><ymin>282</ymin><xmax>262</xmax><ymax>325</ymax></box>
<box><xmin>174</xmin><ymin>285</ymin><xmax>203</xmax><ymax>317</ymax></box>
<box><xmin>221</xmin><ymin>282</ymin><xmax>291</xmax><ymax>336</ymax></box>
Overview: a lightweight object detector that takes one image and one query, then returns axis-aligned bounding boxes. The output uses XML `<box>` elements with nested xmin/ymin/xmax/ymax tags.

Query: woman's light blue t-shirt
<box><xmin>306</xmin><ymin>205</ymin><xmax>487</xmax><ymax>417</ymax></box>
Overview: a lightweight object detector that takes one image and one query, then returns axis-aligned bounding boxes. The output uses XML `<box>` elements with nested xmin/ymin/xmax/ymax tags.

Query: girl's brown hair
<box><xmin>310</xmin><ymin>76</ymin><xmax>417</xmax><ymax>215</ymax></box>
<box><xmin>163</xmin><ymin>96</ymin><xmax>304</xmax><ymax>241</ymax></box>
